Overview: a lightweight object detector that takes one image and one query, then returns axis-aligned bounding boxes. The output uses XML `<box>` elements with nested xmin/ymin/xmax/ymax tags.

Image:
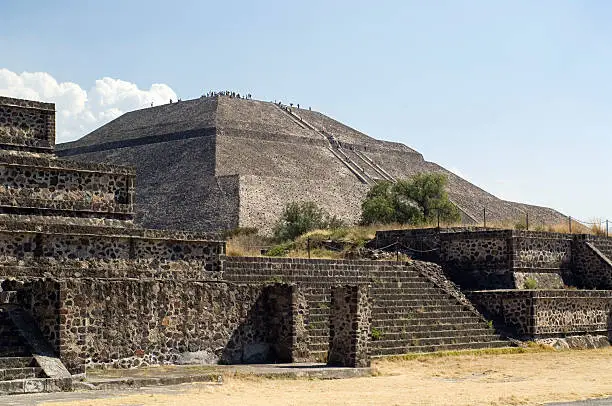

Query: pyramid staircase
<box><xmin>275</xmin><ymin>103</ymin><xmax>376</xmax><ymax>185</ymax></box>
<box><xmin>275</xmin><ymin>102</ymin><xmax>479</xmax><ymax>223</ymax></box>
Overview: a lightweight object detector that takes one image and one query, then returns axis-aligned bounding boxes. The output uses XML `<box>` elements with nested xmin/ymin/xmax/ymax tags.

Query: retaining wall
<box><xmin>374</xmin><ymin>229</ymin><xmax>592</xmax><ymax>290</ymax></box>
<box><xmin>470</xmin><ymin>290</ymin><xmax>612</xmax><ymax>340</ymax></box>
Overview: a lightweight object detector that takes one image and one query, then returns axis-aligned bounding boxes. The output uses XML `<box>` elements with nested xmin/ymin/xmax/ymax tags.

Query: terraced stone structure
<box><xmin>0</xmin><ymin>96</ymin><xmax>518</xmax><ymax>395</ymax></box>
<box><xmin>0</xmin><ymin>96</ymin><xmax>230</xmax><ymax>392</ymax></box>
<box><xmin>56</xmin><ymin>96</ymin><xmax>567</xmax><ymax>235</ymax></box>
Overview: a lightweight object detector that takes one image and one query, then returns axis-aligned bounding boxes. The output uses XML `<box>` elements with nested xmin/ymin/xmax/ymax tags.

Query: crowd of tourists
<box><xmin>202</xmin><ymin>90</ymin><xmax>252</xmax><ymax>99</ymax></box>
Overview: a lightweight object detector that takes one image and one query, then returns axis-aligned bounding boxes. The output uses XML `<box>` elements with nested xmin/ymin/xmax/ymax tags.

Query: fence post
<box><xmin>307</xmin><ymin>237</ymin><xmax>311</xmax><ymax>259</ymax></box>
<box><xmin>526</xmin><ymin>213</ymin><xmax>529</xmax><ymax>231</ymax></box>
<box><xmin>483</xmin><ymin>207</ymin><xmax>486</xmax><ymax>228</ymax></box>
<box><xmin>607</xmin><ymin>220</ymin><xmax>609</xmax><ymax>238</ymax></box>
<box><xmin>437</xmin><ymin>209</ymin><xmax>440</xmax><ymax>229</ymax></box>
<box><xmin>395</xmin><ymin>237</ymin><xmax>399</xmax><ymax>261</ymax></box>
<box><xmin>569</xmin><ymin>216</ymin><xmax>572</xmax><ymax>233</ymax></box>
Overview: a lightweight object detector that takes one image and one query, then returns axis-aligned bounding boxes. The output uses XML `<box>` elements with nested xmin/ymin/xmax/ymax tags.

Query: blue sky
<box><xmin>1</xmin><ymin>0</ymin><xmax>612</xmax><ymax>222</ymax></box>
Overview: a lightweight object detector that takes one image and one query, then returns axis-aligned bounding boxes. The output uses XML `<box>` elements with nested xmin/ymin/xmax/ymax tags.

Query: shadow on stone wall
<box><xmin>220</xmin><ymin>284</ymin><xmax>301</xmax><ymax>364</ymax></box>
<box><xmin>1</xmin><ymin>279</ymin><xmax>60</xmax><ymax>354</ymax></box>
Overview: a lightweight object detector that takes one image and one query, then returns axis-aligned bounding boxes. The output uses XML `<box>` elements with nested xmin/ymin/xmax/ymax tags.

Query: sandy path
<box><xmin>40</xmin><ymin>348</ymin><xmax>612</xmax><ymax>406</ymax></box>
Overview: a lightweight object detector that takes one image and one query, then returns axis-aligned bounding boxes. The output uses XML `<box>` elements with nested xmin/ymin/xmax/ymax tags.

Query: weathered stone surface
<box><xmin>176</xmin><ymin>350</ymin><xmax>219</xmax><ymax>365</ymax></box>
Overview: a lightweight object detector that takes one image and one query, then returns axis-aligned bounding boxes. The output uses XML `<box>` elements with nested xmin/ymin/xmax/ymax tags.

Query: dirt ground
<box><xmin>39</xmin><ymin>348</ymin><xmax>612</xmax><ymax>406</ymax></box>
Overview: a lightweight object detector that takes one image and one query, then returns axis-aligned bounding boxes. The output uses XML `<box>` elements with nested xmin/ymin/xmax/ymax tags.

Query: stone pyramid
<box><xmin>57</xmin><ymin>95</ymin><xmax>566</xmax><ymax>234</ymax></box>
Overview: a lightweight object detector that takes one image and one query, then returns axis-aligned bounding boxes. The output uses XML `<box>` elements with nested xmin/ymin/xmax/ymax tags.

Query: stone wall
<box><xmin>57</xmin><ymin>279</ymin><xmax>266</xmax><ymax>372</ymax></box>
<box><xmin>471</xmin><ymin>290</ymin><xmax>612</xmax><ymax>339</ymax></box>
<box><xmin>0</xmin><ymin>163</ymin><xmax>133</xmax><ymax>206</ymax></box>
<box><xmin>2</xmin><ymin>272</ymin><xmax>308</xmax><ymax>373</ymax></box>
<box><xmin>1</xmin><ymin>278</ymin><xmax>62</xmax><ymax>354</ymax></box>
<box><xmin>511</xmin><ymin>232</ymin><xmax>572</xmax><ymax>270</ymax></box>
<box><xmin>237</xmin><ymin>174</ymin><xmax>368</xmax><ymax>235</ymax></box>
<box><xmin>0</xmin><ymin>97</ymin><xmax>55</xmax><ymax>153</ymax></box>
<box><xmin>57</xmin><ymin>137</ymin><xmax>242</xmax><ymax>232</ymax></box>
<box><xmin>0</xmin><ymin>232</ymin><xmax>225</xmax><ymax>272</ymax></box>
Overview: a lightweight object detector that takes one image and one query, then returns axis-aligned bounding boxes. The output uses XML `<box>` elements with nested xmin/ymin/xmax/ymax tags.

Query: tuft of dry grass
<box><xmin>483</xmin><ymin>219</ymin><xmax>598</xmax><ymax>235</ymax></box>
<box><xmin>226</xmin><ymin>233</ymin><xmax>272</xmax><ymax>257</ymax></box>
<box><xmin>227</xmin><ymin>216</ymin><xmax>611</xmax><ymax>259</ymax></box>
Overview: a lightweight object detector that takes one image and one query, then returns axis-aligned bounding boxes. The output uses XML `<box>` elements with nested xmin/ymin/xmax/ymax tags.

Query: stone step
<box><xmin>371</xmin><ymin>280</ymin><xmax>436</xmax><ymax>286</ymax></box>
<box><xmin>307</xmin><ymin>324</ymin><xmax>329</xmax><ymax>333</ymax></box>
<box><xmin>372</xmin><ymin>319</ymin><xmax>488</xmax><ymax>329</ymax></box>
<box><xmin>373</xmin><ymin>333</ymin><xmax>500</xmax><ymax>348</ymax></box>
<box><xmin>369</xmin><ymin>291</ymin><xmax>457</xmax><ymax>299</ymax></box>
<box><xmin>374</xmin><ymin>315</ymin><xmax>481</xmax><ymax>324</ymax></box>
<box><xmin>307</xmin><ymin>314</ymin><xmax>330</xmax><ymax>323</ymax></box>
<box><xmin>372</xmin><ymin>302</ymin><xmax>468</xmax><ymax>314</ymax></box>
<box><xmin>0</xmin><ymin>357</ymin><xmax>34</xmax><ymax>369</ymax></box>
<box><xmin>308</xmin><ymin>343</ymin><xmax>330</xmax><ymax>352</ymax></box>
<box><xmin>371</xmin><ymin>321</ymin><xmax>489</xmax><ymax>333</ymax></box>
<box><xmin>308</xmin><ymin>336</ymin><xmax>330</xmax><ymax>344</ymax></box>
<box><xmin>371</xmin><ymin>340</ymin><xmax>512</xmax><ymax>356</ymax></box>
<box><xmin>371</xmin><ymin>293</ymin><xmax>460</xmax><ymax>302</ymax></box>
<box><xmin>308</xmin><ymin>350</ymin><xmax>328</xmax><ymax>360</ymax></box>
<box><xmin>371</xmin><ymin>287</ymin><xmax>444</xmax><ymax>294</ymax></box>
<box><xmin>372</xmin><ymin>310</ymin><xmax>478</xmax><ymax>320</ymax></box>
<box><xmin>0</xmin><ymin>346</ymin><xmax>29</xmax><ymax>357</ymax></box>
<box><xmin>308</xmin><ymin>308</ymin><xmax>331</xmax><ymax>316</ymax></box>
<box><xmin>310</xmin><ymin>324</ymin><xmax>497</xmax><ymax>340</ymax></box>
<box><xmin>0</xmin><ymin>329</ymin><xmax>21</xmax><ymax>339</ymax></box>
<box><xmin>368</xmin><ymin>277</ymin><xmax>428</xmax><ymax>283</ymax></box>
<box><xmin>0</xmin><ymin>377</ymin><xmax>71</xmax><ymax>394</ymax></box>
<box><xmin>0</xmin><ymin>367</ymin><xmax>43</xmax><ymax>380</ymax></box>
<box><xmin>371</xmin><ymin>328</ymin><xmax>497</xmax><ymax>341</ymax></box>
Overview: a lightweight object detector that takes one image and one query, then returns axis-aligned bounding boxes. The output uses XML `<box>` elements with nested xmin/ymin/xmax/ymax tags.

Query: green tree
<box><xmin>360</xmin><ymin>173</ymin><xmax>460</xmax><ymax>225</ymax></box>
<box><xmin>273</xmin><ymin>201</ymin><xmax>344</xmax><ymax>242</ymax></box>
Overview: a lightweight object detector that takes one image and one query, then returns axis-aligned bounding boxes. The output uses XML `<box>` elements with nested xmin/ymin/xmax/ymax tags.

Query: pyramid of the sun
<box><xmin>56</xmin><ymin>95</ymin><xmax>566</xmax><ymax>234</ymax></box>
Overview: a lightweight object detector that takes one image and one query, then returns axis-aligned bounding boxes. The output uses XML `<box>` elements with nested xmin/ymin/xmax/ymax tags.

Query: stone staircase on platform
<box><xmin>368</xmin><ymin>273</ymin><xmax>508</xmax><ymax>355</ymax></box>
<box><xmin>0</xmin><ymin>304</ymin><xmax>72</xmax><ymax>395</ymax></box>
<box><xmin>304</xmin><ymin>273</ymin><xmax>508</xmax><ymax>359</ymax></box>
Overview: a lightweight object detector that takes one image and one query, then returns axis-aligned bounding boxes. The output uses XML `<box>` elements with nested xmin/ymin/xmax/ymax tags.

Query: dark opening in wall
<box><xmin>220</xmin><ymin>283</ymin><xmax>307</xmax><ymax>364</ymax></box>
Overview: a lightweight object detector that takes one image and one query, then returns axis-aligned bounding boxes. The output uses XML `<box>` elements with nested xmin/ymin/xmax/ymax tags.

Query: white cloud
<box><xmin>0</xmin><ymin>68</ymin><xmax>178</xmax><ymax>143</ymax></box>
